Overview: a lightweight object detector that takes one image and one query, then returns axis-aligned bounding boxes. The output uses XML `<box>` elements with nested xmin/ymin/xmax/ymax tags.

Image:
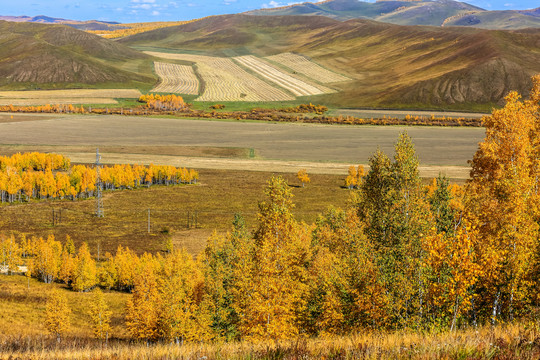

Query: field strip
<box><xmin>266</xmin><ymin>52</ymin><xmax>351</xmax><ymax>83</ymax></box>
<box><xmin>331</xmin><ymin>108</ymin><xmax>489</xmax><ymax>119</ymax></box>
<box><xmin>233</xmin><ymin>55</ymin><xmax>335</xmax><ymax>96</ymax></box>
<box><xmin>57</xmin><ymin>152</ymin><xmax>471</xmax><ymax>179</ymax></box>
<box><xmin>0</xmin><ymin>89</ymin><xmax>142</xmax><ymax>99</ymax></box>
<box><xmin>151</xmin><ymin>62</ymin><xmax>199</xmax><ymax>95</ymax></box>
<box><xmin>0</xmin><ymin>98</ymin><xmax>118</xmax><ymax>105</ymax></box>
<box><xmin>145</xmin><ymin>51</ymin><xmax>294</xmax><ymax>102</ymax></box>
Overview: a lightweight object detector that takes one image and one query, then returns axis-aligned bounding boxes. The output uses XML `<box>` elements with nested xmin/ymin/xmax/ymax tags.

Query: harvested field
<box><xmin>0</xmin><ymin>89</ymin><xmax>142</xmax><ymax>106</ymax></box>
<box><xmin>151</xmin><ymin>62</ymin><xmax>199</xmax><ymax>95</ymax></box>
<box><xmin>145</xmin><ymin>52</ymin><xmax>294</xmax><ymax>101</ymax></box>
<box><xmin>0</xmin><ymin>89</ymin><xmax>142</xmax><ymax>99</ymax></box>
<box><xmin>0</xmin><ymin>114</ymin><xmax>485</xmax><ymax>169</ymax></box>
<box><xmin>234</xmin><ymin>55</ymin><xmax>334</xmax><ymax>97</ymax></box>
<box><xmin>266</xmin><ymin>52</ymin><xmax>351</xmax><ymax>83</ymax></box>
<box><xmin>0</xmin><ymin>98</ymin><xmax>118</xmax><ymax>106</ymax></box>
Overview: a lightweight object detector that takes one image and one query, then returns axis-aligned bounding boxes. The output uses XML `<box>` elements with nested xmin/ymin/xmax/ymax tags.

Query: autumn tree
<box><xmin>233</xmin><ymin>177</ymin><xmax>310</xmax><ymax>341</ymax></box>
<box><xmin>307</xmin><ymin>207</ymin><xmax>387</xmax><ymax>335</ymax></box>
<box><xmin>45</xmin><ymin>290</ymin><xmax>71</xmax><ymax>343</ymax></box>
<box><xmin>157</xmin><ymin>249</ymin><xmax>213</xmax><ymax>344</ymax></box>
<box><xmin>88</xmin><ymin>289</ymin><xmax>112</xmax><ymax>345</ymax></box>
<box><xmin>422</xmin><ymin>220</ymin><xmax>482</xmax><ymax>329</ymax></box>
<box><xmin>125</xmin><ymin>257</ymin><xmax>161</xmax><ymax>343</ymax></box>
<box><xmin>466</xmin><ymin>75</ymin><xmax>540</xmax><ymax>324</ymax></box>
<box><xmin>72</xmin><ymin>242</ymin><xmax>97</xmax><ymax>292</ymax></box>
<box><xmin>297</xmin><ymin>169</ymin><xmax>310</xmax><ymax>188</ymax></box>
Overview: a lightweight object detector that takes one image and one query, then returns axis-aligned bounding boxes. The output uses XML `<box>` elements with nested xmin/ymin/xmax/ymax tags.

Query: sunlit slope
<box><xmin>121</xmin><ymin>15</ymin><xmax>540</xmax><ymax>109</ymax></box>
<box><xmin>246</xmin><ymin>0</ymin><xmax>540</xmax><ymax>30</ymax></box>
<box><xmin>0</xmin><ymin>21</ymin><xmax>156</xmax><ymax>90</ymax></box>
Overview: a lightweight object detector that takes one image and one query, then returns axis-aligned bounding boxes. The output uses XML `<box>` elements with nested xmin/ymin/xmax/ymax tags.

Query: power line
<box><xmin>95</xmin><ymin>148</ymin><xmax>104</xmax><ymax>218</ymax></box>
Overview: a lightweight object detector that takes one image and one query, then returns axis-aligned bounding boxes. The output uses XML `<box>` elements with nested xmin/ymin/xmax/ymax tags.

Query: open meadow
<box><xmin>0</xmin><ymin>89</ymin><xmax>142</xmax><ymax>106</ymax></box>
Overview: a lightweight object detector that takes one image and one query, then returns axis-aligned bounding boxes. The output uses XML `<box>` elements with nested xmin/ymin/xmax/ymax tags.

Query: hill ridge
<box><xmin>246</xmin><ymin>0</ymin><xmax>540</xmax><ymax>29</ymax></box>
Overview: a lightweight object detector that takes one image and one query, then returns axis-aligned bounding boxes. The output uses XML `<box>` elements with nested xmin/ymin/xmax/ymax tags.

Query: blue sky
<box><xmin>5</xmin><ymin>0</ymin><xmax>539</xmax><ymax>23</ymax></box>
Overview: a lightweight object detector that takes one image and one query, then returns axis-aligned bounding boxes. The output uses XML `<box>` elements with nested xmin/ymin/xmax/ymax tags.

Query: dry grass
<box><xmin>0</xmin><ymin>145</ymin><xmax>250</xmax><ymax>159</ymax></box>
<box><xmin>151</xmin><ymin>62</ymin><xmax>200</xmax><ymax>95</ymax></box>
<box><xmin>0</xmin><ymin>169</ymin><xmax>350</xmax><ymax>256</ymax></box>
<box><xmin>0</xmin><ymin>114</ymin><xmax>485</xmax><ymax>167</ymax></box>
<box><xmin>1</xmin><ymin>312</ymin><xmax>539</xmax><ymax>360</ymax></box>
<box><xmin>266</xmin><ymin>52</ymin><xmax>351</xmax><ymax>84</ymax></box>
<box><xmin>233</xmin><ymin>55</ymin><xmax>335</xmax><ymax>96</ymax></box>
<box><xmin>0</xmin><ymin>276</ymin><xmax>130</xmax><ymax>341</ymax></box>
<box><xmin>0</xmin><ymin>98</ymin><xmax>118</xmax><ymax>105</ymax></box>
<box><xmin>145</xmin><ymin>51</ymin><xmax>295</xmax><ymax>101</ymax></box>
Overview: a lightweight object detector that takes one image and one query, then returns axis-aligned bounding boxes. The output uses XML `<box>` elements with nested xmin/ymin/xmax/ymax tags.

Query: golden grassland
<box><xmin>0</xmin><ymin>169</ymin><xmax>350</xmax><ymax>256</ymax></box>
<box><xmin>1</xmin><ymin>270</ymin><xmax>540</xmax><ymax>360</ymax></box>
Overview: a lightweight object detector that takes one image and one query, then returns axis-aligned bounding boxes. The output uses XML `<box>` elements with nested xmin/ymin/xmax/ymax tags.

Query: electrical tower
<box><xmin>95</xmin><ymin>148</ymin><xmax>104</xmax><ymax>217</ymax></box>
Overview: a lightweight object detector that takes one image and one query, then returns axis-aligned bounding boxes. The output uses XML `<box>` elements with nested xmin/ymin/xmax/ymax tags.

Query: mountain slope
<box><xmin>0</xmin><ymin>21</ymin><xmax>156</xmax><ymax>90</ymax></box>
<box><xmin>120</xmin><ymin>14</ymin><xmax>540</xmax><ymax>109</ymax></box>
<box><xmin>246</xmin><ymin>0</ymin><xmax>540</xmax><ymax>30</ymax></box>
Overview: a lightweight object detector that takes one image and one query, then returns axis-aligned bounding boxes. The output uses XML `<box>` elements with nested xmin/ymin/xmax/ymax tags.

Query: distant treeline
<box><xmin>0</xmin><ymin>101</ymin><xmax>483</xmax><ymax>127</ymax></box>
<box><xmin>0</xmin><ymin>152</ymin><xmax>198</xmax><ymax>203</ymax></box>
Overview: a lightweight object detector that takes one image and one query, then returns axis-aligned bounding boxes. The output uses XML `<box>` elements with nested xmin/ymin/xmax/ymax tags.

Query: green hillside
<box><xmin>0</xmin><ymin>21</ymin><xmax>156</xmax><ymax>90</ymax></box>
<box><xmin>246</xmin><ymin>0</ymin><xmax>540</xmax><ymax>30</ymax></box>
<box><xmin>120</xmin><ymin>14</ymin><xmax>540</xmax><ymax>110</ymax></box>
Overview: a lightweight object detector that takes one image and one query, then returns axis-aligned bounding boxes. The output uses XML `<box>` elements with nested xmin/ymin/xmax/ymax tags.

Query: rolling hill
<box><xmin>0</xmin><ymin>21</ymin><xmax>156</xmax><ymax>90</ymax></box>
<box><xmin>120</xmin><ymin>14</ymin><xmax>540</xmax><ymax>109</ymax></box>
<box><xmin>246</xmin><ymin>0</ymin><xmax>540</xmax><ymax>30</ymax></box>
<box><xmin>0</xmin><ymin>15</ymin><xmax>123</xmax><ymax>31</ymax></box>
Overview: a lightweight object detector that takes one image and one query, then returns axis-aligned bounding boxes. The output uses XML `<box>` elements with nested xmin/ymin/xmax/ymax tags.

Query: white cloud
<box><xmin>504</xmin><ymin>3</ymin><xmax>514</xmax><ymax>6</ymax></box>
<box><xmin>152</xmin><ymin>10</ymin><xmax>160</xmax><ymax>15</ymax></box>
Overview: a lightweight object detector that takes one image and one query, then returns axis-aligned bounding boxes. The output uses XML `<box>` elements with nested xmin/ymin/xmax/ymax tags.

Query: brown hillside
<box><xmin>0</xmin><ymin>21</ymin><xmax>156</xmax><ymax>89</ymax></box>
<box><xmin>121</xmin><ymin>14</ymin><xmax>540</xmax><ymax>108</ymax></box>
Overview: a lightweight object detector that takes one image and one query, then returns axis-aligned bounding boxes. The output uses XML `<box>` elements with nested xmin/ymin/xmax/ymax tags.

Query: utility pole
<box><xmin>95</xmin><ymin>148</ymin><xmax>104</xmax><ymax>217</ymax></box>
<box><xmin>148</xmin><ymin>209</ymin><xmax>151</xmax><ymax>233</ymax></box>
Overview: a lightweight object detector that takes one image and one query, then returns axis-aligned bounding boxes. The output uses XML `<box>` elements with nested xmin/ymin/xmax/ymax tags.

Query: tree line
<box><xmin>0</xmin><ymin>152</ymin><xmax>199</xmax><ymax>203</ymax></box>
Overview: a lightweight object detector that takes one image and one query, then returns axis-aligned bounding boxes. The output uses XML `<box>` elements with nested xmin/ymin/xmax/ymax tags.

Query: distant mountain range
<box><xmin>0</xmin><ymin>15</ymin><xmax>123</xmax><ymax>31</ymax></box>
<box><xmin>247</xmin><ymin>0</ymin><xmax>540</xmax><ymax>29</ymax></box>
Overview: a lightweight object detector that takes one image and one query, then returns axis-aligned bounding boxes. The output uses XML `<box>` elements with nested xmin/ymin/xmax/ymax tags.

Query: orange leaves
<box><xmin>345</xmin><ymin>164</ymin><xmax>365</xmax><ymax>189</ymax></box>
<box><xmin>297</xmin><ymin>169</ymin><xmax>310</xmax><ymax>187</ymax></box>
<box><xmin>0</xmin><ymin>152</ymin><xmax>199</xmax><ymax>203</ymax></box>
<box><xmin>466</xmin><ymin>74</ymin><xmax>540</xmax><ymax>322</ymax></box>
<box><xmin>422</xmin><ymin>221</ymin><xmax>482</xmax><ymax>327</ymax></box>
<box><xmin>138</xmin><ymin>94</ymin><xmax>187</xmax><ymax>111</ymax></box>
